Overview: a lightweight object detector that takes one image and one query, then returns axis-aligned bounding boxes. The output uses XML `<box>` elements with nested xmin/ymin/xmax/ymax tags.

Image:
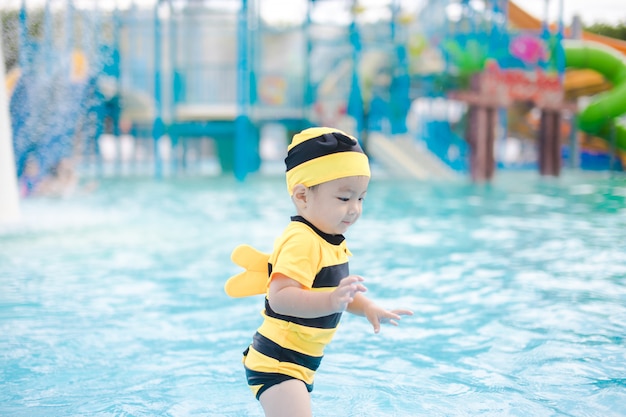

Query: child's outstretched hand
<box><xmin>364</xmin><ymin>304</ymin><xmax>413</xmax><ymax>334</ymax></box>
<box><xmin>330</xmin><ymin>275</ymin><xmax>367</xmax><ymax>313</ymax></box>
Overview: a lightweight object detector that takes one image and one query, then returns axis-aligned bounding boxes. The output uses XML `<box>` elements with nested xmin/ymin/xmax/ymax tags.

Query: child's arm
<box><xmin>268</xmin><ymin>273</ymin><xmax>367</xmax><ymax>318</ymax></box>
<box><xmin>347</xmin><ymin>293</ymin><xmax>414</xmax><ymax>334</ymax></box>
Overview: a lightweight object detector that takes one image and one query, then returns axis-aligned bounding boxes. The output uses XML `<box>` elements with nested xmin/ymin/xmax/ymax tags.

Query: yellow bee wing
<box><xmin>224</xmin><ymin>244</ymin><xmax>270</xmax><ymax>297</ymax></box>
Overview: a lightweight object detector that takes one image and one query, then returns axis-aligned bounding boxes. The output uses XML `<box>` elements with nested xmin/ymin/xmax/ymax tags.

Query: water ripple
<box><xmin>1</xmin><ymin>175</ymin><xmax>625</xmax><ymax>416</ymax></box>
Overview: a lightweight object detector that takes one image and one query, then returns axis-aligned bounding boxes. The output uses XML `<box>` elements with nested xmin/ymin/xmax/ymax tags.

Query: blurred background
<box><xmin>2</xmin><ymin>0</ymin><xmax>626</xmax><ymax>200</ymax></box>
<box><xmin>1</xmin><ymin>2</ymin><xmax>626</xmax><ymax>416</ymax></box>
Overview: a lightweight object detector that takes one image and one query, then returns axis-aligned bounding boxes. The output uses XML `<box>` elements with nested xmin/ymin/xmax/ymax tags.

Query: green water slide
<box><xmin>564</xmin><ymin>40</ymin><xmax>626</xmax><ymax>152</ymax></box>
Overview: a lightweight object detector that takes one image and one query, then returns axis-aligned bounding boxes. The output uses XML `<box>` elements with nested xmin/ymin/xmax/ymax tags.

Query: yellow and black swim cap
<box><xmin>285</xmin><ymin>127</ymin><xmax>370</xmax><ymax>194</ymax></box>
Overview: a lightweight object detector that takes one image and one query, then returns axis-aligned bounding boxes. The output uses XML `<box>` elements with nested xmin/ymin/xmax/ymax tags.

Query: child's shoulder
<box><xmin>278</xmin><ymin>220</ymin><xmax>319</xmax><ymax>244</ymax></box>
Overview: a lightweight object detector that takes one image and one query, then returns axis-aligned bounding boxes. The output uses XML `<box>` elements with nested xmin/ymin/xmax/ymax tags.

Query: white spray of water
<box><xmin>0</xmin><ymin>31</ymin><xmax>21</xmax><ymax>223</ymax></box>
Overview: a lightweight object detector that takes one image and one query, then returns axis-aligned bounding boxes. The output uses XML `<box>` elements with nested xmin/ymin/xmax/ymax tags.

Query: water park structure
<box><xmin>2</xmin><ymin>0</ymin><xmax>626</xmax><ymax>209</ymax></box>
<box><xmin>508</xmin><ymin>1</ymin><xmax>626</xmax><ymax>172</ymax></box>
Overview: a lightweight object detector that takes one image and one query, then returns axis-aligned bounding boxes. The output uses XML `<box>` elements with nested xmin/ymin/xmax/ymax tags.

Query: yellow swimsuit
<box><xmin>229</xmin><ymin>216</ymin><xmax>352</xmax><ymax>399</ymax></box>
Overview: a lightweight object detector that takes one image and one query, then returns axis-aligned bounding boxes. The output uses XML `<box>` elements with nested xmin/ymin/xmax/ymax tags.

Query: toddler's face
<box><xmin>302</xmin><ymin>175</ymin><xmax>369</xmax><ymax>235</ymax></box>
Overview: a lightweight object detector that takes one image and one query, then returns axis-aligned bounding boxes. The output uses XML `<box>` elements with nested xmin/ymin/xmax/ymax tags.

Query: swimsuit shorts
<box><xmin>243</xmin><ymin>346</ymin><xmax>314</xmax><ymax>400</ymax></box>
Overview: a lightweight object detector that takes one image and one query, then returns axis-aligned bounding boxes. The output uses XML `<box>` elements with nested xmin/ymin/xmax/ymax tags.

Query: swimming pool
<box><xmin>1</xmin><ymin>172</ymin><xmax>625</xmax><ymax>416</ymax></box>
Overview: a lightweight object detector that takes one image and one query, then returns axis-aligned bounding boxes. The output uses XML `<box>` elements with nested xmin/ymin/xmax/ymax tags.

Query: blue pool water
<box><xmin>1</xmin><ymin>172</ymin><xmax>625</xmax><ymax>416</ymax></box>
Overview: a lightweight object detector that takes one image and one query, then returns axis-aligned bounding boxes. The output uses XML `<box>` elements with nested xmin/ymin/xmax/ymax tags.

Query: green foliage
<box><xmin>443</xmin><ymin>39</ymin><xmax>488</xmax><ymax>75</ymax></box>
<box><xmin>584</xmin><ymin>21</ymin><xmax>626</xmax><ymax>41</ymax></box>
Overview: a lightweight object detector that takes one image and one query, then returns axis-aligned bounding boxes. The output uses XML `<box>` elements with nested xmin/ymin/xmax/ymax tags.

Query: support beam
<box><xmin>235</xmin><ymin>0</ymin><xmax>251</xmax><ymax>180</ymax></box>
<box><xmin>153</xmin><ymin>0</ymin><xmax>165</xmax><ymax>178</ymax></box>
<box><xmin>466</xmin><ymin>105</ymin><xmax>496</xmax><ymax>182</ymax></box>
<box><xmin>538</xmin><ymin>109</ymin><xmax>562</xmax><ymax>176</ymax></box>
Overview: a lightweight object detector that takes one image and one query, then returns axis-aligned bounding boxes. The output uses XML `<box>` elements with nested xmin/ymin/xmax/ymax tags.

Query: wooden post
<box><xmin>551</xmin><ymin>111</ymin><xmax>562</xmax><ymax>176</ymax></box>
<box><xmin>467</xmin><ymin>105</ymin><xmax>497</xmax><ymax>182</ymax></box>
<box><xmin>538</xmin><ymin>109</ymin><xmax>561</xmax><ymax>177</ymax></box>
<box><xmin>485</xmin><ymin>106</ymin><xmax>496</xmax><ymax>180</ymax></box>
<box><xmin>456</xmin><ymin>74</ymin><xmax>499</xmax><ymax>182</ymax></box>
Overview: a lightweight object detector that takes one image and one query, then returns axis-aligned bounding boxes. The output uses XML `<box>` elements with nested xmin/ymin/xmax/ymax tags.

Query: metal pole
<box><xmin>18</xmin><ymin>0</ymin><xmax>28</xmax><ymax>68</ymax></box>
<box><xmin>153</xmin><ymin>0</ymin><xmax>164</xmax><ymax>178</ymax></box>
<box><xmin>234</xmin><ymin>0</ymin><xmax>250</xmax><ymax>180</ymax></box>
<box><xmin>304</xmin><ymin>0</ymin><xmax>313</xmax><ymax>120</ymax></box>
<box><xmin>347</xmin><ymin>0</ymin><xmax>363</xmax><ymax>137</ymax></box>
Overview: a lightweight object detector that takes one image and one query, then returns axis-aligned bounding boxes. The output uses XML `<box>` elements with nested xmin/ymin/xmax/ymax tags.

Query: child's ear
<box><xmin>292</xmin><ymin>184</ymin><xmax>308</xmax><ymax>208</ymax></box>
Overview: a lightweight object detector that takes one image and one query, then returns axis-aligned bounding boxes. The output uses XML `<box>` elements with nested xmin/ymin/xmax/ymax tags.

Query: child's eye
<box><xmin>337</xmin><ymin>197</ymin><xmax>350</xmax><ymax>202</ymax></box>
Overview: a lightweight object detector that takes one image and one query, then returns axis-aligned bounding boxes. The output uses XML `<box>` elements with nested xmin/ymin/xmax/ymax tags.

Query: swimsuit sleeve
<box><xmin>269</xmin><ymin>226</ymin><xmax>320</xmax><ymax>289</ymax></box>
